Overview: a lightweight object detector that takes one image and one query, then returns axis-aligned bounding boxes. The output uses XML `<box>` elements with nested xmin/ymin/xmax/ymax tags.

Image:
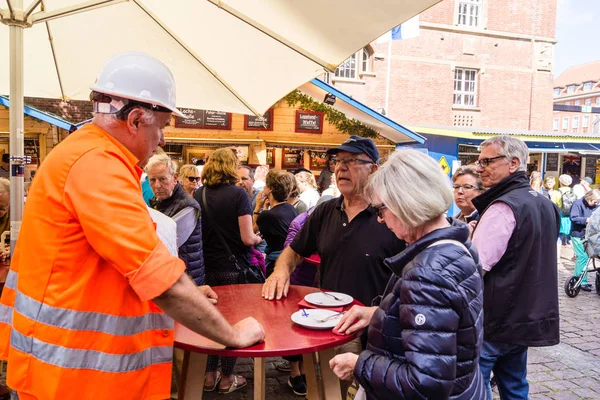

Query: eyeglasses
<box><xmin>187</xmin><ymin>176</ymin><xmax>201</xmax><ymax>183</ymax></box>
<box><xmin>453</xmin><ymin>184</ymin><xmax>481</xmax><ymax>191</ymax></box>
<box><xmin>333</xmin><ymin>157</ymin><xmax>373</xmax><ymax>167</ymax></box>
<box><xmin>371</xmin><ymin>203</ymin><xmax>387</xmax><ymax>219</ymax></box>
<box><xmin>474</xmin><ymin>155</ymin><xmax>506</xmax><ymax>168</ymax></box>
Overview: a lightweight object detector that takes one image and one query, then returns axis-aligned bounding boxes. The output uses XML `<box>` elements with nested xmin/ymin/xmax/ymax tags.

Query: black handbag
<box><xmin>201</xmin><ymin>187</ymin><xmax>265</xmax><ymax>284</ymax></box>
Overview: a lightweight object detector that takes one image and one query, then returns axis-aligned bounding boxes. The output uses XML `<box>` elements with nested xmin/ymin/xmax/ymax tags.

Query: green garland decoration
<box><xmin>283</xmin><ymin>90</ymin><xmax>379</xmax><ymax>139</ymax></box>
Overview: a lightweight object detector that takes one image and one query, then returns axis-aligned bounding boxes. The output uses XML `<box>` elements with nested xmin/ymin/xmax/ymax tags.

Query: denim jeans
<box><xmin>479</xmin><ymin>340</ymin><xmax>529</xmax><ymax>400</ymax></box>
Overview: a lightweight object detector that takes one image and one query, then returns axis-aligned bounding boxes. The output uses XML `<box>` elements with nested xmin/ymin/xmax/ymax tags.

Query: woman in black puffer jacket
<box><xmin>330</xmin><ymin>149</ymin><xmax>487</xmax><ymax>400</ymax></box>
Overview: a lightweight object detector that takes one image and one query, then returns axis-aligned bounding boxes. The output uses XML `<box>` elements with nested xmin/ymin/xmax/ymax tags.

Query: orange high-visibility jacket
<box><xmin>0</xmin><ymin>123</ymin><xmax>186</xmax><ymax>399</ymax></box>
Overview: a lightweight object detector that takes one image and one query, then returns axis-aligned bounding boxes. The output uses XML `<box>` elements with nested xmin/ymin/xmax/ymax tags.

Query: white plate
<box><xmin>291</xmin><ymin>309</ymin><xmax>344</xmax><ymax>330</ymax></box>
<box><xmin>304</xmin><ymin>292</ymin><xmax>353</xmax><ymax>307</ymax></box>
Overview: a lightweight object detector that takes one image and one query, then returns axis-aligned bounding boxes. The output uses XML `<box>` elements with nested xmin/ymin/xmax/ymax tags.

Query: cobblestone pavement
<box><xmin>520</xmin><ymin>249</ymin><xmax>600</xmax><ymax>400</ymax></box>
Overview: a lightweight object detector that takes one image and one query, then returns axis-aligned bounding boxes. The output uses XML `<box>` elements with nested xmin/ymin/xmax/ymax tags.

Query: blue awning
<box><xmin>299</xmin><ymin>79</ymin><xmax>425</xmax><ymax>144</ymax></box>
<box><xmin>0</xmin><ymin>96</ymin><xmax>76</xmax><ymax>131</ymax></box>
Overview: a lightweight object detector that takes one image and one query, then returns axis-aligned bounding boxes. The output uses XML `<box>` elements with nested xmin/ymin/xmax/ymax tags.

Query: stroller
<box><xmin>564</xmin><ymin>208</ymin><xmax>600</xmax><ymax>298</ymax></box>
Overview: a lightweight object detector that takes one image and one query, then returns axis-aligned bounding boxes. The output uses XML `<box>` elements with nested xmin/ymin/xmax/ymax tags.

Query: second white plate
<box><xmin>291</xmin><ymin>309</ymin><xmax>344</xmax><ymax>330</ymax></box>
<box><xmin>304</xmin><ymin>292</ymin><xmax>353</xmax><ymax>307</ymax></box>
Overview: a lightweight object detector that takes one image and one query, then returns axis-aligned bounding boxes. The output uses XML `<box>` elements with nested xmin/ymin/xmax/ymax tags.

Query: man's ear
<box><xmin>509</xmin><ymin>157</ymin><xmax>521</xmax><ymax>173</ymax></box>
<box><xmin>370</xmin><ymin>163</ymin><xmax>379</xmax><ymax>174</ymax></box>
<box><xmin>126</xmin><ymin>108</ymin><xmax>144</xmax><ymax>134</ymax></box>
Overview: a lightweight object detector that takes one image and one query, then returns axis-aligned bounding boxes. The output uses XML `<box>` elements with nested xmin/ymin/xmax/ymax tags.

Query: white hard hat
<box><xmin>90</xmin><ymin>52</ymin><xmax>185</xmax><ymax>118</ymax></box>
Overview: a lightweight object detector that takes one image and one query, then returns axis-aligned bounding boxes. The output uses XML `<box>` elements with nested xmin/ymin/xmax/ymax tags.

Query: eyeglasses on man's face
<box><xmin>187</xmin><ymin>176</ymin><xmax>200</xmax><ymax>183</ymax></box>
<box><xmin>474</xmin><ymin>155</ymin><xmax>506</xmax><ymax>168</ymax></box>
<box><xmin>371</xmin><ymin>203</ymin><xmax>387</xmax><ymax>219</ymax></box>
<box><xmin>333</xmin><ymin>157</ymin><xmax>373</xmax><ymax>168</ymax></box>
<box><xmin>453</xmin><ymin>184</ymin><xmax>481</xmax><ymax>192</ymax></box>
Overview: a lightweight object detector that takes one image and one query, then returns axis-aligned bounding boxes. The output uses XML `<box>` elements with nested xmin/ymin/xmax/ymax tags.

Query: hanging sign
<box><xmin>295</xmin><ymin>111</ymin><xmax>324</xmax><ymax>134</ymax></box>
<box><xmin>175</xmin><ymin>108</ymin><xmax>232</xmax><ymax>129</ymax></box>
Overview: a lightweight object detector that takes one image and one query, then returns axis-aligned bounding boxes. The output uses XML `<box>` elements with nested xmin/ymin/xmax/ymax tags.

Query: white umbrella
<box><xmin>0</xmin><ymin>0</ymin><xmax>440</xmax><ymax>246</ymax></box>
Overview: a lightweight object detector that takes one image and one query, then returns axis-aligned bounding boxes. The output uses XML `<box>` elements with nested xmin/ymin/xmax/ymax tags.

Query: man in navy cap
<box><xmin>262</xmin><ymin>136</ymin><xmax>406</xmax><ymax>395</ymax></box>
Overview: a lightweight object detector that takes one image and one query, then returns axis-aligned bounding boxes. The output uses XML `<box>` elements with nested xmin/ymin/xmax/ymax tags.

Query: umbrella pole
<box><xmin>8</xmin><ymin>0</ymin><xmax>25</xmax><ymax>254</ymax></box>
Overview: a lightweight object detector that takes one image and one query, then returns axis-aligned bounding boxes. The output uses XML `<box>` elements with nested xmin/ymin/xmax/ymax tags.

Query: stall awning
<box><xmin>456</xmin><ymin>138</ymin><xmax>600</xmax><ymax>154</ymax></box>
<box><xmin>413</xmin><ymin>124</ymin><xmax>600</xmax><ymax>144</ymax></box>
<box><xmin>299</xmin><ymin>79</ymin><xmax>425</xmax><ymax>145</ymax></box>
<box><xmin>0</xmin><ymin>95</ymin><xmax>76</xmax><ymax>131</ymax></box>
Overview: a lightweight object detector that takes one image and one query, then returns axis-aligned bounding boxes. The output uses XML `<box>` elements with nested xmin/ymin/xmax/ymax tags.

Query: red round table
<box><xmin>174</xmin><ymin>284</ymin><xmax>361</xmax><ymax>400</ymax></box>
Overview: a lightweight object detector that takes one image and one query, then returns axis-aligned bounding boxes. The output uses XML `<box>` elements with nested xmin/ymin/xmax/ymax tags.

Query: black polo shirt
<box><xmin>290</xmin><ymin>196</ymin><xmax>406</xmax><ymax>306</ymax></box>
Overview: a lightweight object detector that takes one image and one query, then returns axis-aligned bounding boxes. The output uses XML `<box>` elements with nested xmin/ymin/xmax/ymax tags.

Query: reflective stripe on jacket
<box><xmin>0</xmin><ymin>123</ymin><xmax>186</xmax><ymax>399</ymax></box>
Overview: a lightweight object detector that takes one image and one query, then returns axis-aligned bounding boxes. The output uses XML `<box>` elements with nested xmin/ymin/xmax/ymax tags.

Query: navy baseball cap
<box><xmin>327</xmin><ymin>136</ymin><xmax>380</xmax><ymax>164</ymax></box>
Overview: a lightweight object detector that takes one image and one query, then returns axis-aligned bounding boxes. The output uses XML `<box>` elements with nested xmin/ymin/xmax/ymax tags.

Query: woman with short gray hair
<box><xmin>452</xmin><ymin>166</ymin><xmax>484</xmax><ymax>223</ymax></box>
<box><xmin>329</xmin><ymin>149</ymin><xmax>487</xmax><ymax>399</ymax></box>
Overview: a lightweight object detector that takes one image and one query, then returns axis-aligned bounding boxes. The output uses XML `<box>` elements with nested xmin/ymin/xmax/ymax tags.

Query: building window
<box><xmin>562</xmin><ymin>117</ymin><xmax>569</xmax><ymax>130</ymax></box>
<box><xmin>553</xmin><ymin>118</ymin><xmax>559</xmax><ymax>131</ymax></box>
<box><xmin>567</xmin><ymin>85</ymin><xmax>577</xmax><ymax>94</ymax></box>
<box><xmin>585</xmin><ymin>98</ymin><xmax>592</xmax><ymax>106</ymax></box>
<box><xmin>335</xmin><ymin>47</ymin><xmax>372</xmax><ymax>79</ymax></box>
<box><xmin>575</xmin><ymin>100</ymin><xmax>581</xmax><ymax>106</ymax></box>
<box><xmin>583</xmin><ymin>82</ymin><xmax>593</xmax><ymax>91</ymax></box>
<box><xmin>335</xmin><ymin>53</ymin><xmax>357</xmax><ymax>79</ymax></box>
<box><xmin>596</xmin><ymin>97</ymin><xmax>600</xmax><ymax>106</ymax></box>
<box><xmin>553</xmin><ymin>88</ymin><xmax>561</xmax><ymax>97</ymax></box>
<box><xmin>457</xmin><ymin>0</ymin><xmax>482</xmax><ymax>27</ymax></box>
<box><xmin>583</xmin><ymin>115</ymin><xmax>590</xmax><ymax>128</ymax></box>
<box><xmin>361</xmin><ymin>48</ymin><xmax>372</xmax><ymax>72</ymax></box>
<box><xmin>573</xmin><ymin>116</ymin><xmax>580</xmax><ymax>130</ymax></box>
<box><xmin>566</xmin><ymin>102</ymin><xmax>571</xmax><ymax>105</ymax></box>
<box><xmin>453</xmin><ymin>68</ymin><xmax>478</xmax><ymax>107</ymax></box>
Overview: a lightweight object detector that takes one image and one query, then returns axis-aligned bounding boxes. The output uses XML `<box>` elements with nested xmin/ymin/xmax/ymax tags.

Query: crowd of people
<box><xmin>0</xmin><ymin>52</ymin><xmax>593</xmax><ymax>400</ymax></box>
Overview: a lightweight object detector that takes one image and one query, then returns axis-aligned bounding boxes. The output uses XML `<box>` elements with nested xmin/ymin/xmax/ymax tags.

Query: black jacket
<box><xmin>354</xmin><ymin>220</ymin><xmax>487</xmax><ymax>400</ymax></box>
<box><xmin>151</xmin><ymin>184</ymin><xmax>205</xmax><ymax>285</ymax></box>
<box><xmin>473</xmin><ymin>171</ymin><xmax>560</xmax><ymax>346</ymax></box>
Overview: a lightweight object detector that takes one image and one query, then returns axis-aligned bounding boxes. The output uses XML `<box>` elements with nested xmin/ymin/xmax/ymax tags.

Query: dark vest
<box><xmin>151</xmin><ymin>184</ymin><xmax>205</xmax><ymax>285</ymax></box>
<box><xmin>473</xmin><ymin>171</ymin><xmax>560</xmax><ymax>347</ymax></box>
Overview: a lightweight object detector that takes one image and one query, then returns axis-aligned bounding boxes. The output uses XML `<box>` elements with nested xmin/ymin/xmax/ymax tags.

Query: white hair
<box><xmin>558</xmin><ymin>174</ymin><xmax>572</xmax><ymax>186</ymax></box>
<box><xmin>145</xmin><ymin>153</ymin><xmax>177</xmax><ymax>176</ymax></box>
<box><xmin>365</xmin><ymin>149</ymin><xmax>453</xmax><ymax>229</ymax></box>
<box><xmin>480</xmin><ymin>135</ymin><xmax>529</xmax><ymax>172</ymax></box>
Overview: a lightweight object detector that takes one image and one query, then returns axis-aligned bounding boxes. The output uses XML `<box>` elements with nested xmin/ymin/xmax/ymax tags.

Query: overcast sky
<box><xmin>554</xmin><ymin>0</ymin><xmax>599</xmax><ymax>78</ymax></box>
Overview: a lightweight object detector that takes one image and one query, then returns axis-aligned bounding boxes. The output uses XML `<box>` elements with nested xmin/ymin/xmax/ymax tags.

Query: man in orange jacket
<box><xmin>0</xmin><ymin>52</ymin><xmax>264</xmax><ymax>400</ymax></box>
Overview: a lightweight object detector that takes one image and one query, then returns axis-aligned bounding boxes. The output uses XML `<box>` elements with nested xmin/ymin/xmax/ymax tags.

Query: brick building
<box><xmin>325</xmin><ymin>0</ymin><xmax>600</xmax><ymax>181</ymax></box>
<box><xmin>331</xmin><ymin>0</ymin><xmax>557</xmax><ymax>131</ymax></box>
<box><xmin>552</xmin><ymin>61</ymin><xmax>600</xmax><ymax>135</ymax></box>
<box><xmin>549</xmin><ymin>61</ymin><xmax>600</xmax><ymax>182</ymax></box>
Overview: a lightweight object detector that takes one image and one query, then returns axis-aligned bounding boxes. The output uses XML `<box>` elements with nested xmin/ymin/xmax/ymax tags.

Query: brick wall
<box><xmin>332</xmin><ymin>0</ymin><xmax>557</xmax><ymax>132</ymax></box>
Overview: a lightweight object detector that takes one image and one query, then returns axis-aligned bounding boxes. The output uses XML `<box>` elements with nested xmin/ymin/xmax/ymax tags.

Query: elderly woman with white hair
<box><xmin>329</xmin><ymin>149</ymin><xmax>487</xmax><ymax>400</ymax></box>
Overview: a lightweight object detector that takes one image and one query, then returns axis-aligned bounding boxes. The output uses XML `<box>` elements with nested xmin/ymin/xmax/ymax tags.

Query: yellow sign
<box><xmin>439</xmin><ymin>156</ymin><xmax>450</xmax><ymax>175</ymax></box>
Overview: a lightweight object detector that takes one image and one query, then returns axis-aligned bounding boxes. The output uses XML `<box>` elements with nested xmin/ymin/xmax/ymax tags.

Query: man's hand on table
<box><xmin>198</xmin><ymin>285</ymin><xmax>218</xmax><ymax>304</ymax></box>
<box><xmin>329</xmin><ymin>352</ymin><xmax>359</xmax><ymax>381</ymax></box>
<box><xmin>233</xmin><ymin>317</ymin><xmax>265</xmax><ymax>348</ymax></box>
<box><xmin>261</xmin><ymin>268</ymin><xmax>290</xmax><ymax>300</ymax></box>
<box><xmin>334</xmin><ymin>305</ymin><xmax>377</xmax><ymax>335</ymax></box>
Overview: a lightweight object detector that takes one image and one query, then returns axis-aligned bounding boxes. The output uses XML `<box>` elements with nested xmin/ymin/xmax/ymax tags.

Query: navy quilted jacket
<box><xmin>354</xmin><ymin>220</ymin><xmax>487</xmax><ymax>400</ymax></box>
